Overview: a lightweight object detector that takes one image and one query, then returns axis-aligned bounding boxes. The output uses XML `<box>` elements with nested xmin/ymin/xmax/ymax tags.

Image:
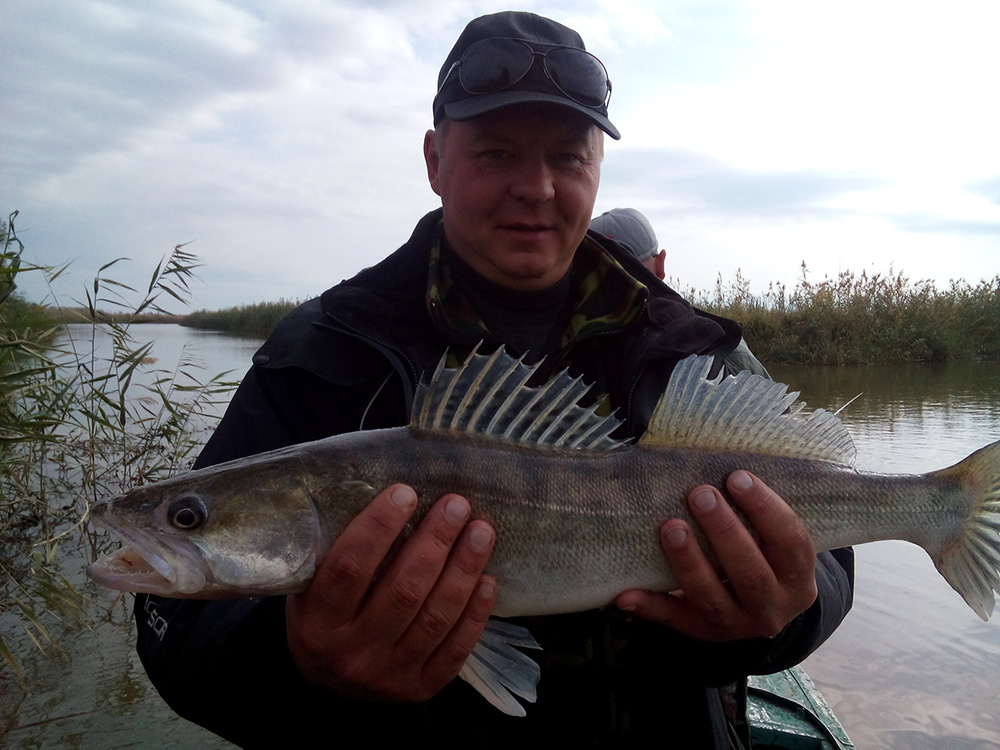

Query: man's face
<box><xmin>424</xmin><ymin>104</ymin><xmax>603</xmax><ymax>292</ymax></box>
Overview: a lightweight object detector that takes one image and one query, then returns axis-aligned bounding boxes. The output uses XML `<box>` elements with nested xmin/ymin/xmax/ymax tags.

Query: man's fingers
<box><xmin>726</xmin><ymin>471</ymin><xmax>817</xmax><ymax>587</ymax></box>
<box><xmin>287</xmin><ymin>487</ymin><xmax>498</xmax><ymax>700</ymax></box>
<box><xmin>305</xmin><ymin>484</ymin><xmax>419</xmax><ymax>624</ymax></box>
<box><xmin>674</xmin><ymin>484</ymin><xmax>774</xmax><ymax>602</ymax></box>
<box><xmin>621</xmin><ymin>474</ymin><xmax>820</xmax><ymax>641</ymax></box>
<box><xmin>394</xmin><ymin>518</ymin><xmax>495</xmax><ymax>665</ymax></box>
<box><xmin>423</xmin><ymin>572</ymin><xmax>498</xmax><ymax>686</ymax></box>
<box><xmin>360</xmin><ymin>493</ymin><xmax>475</xmax><ymax>641</ymax></box>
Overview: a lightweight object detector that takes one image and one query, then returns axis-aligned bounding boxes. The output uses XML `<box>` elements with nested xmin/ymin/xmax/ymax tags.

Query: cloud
<box><xmin>967</xmin><ymin>177</ymin><xmax>1000</xmax><ymax>207</ymax></box>
<box><xmin>892</xmin><ymin>214</ymin><xmax>1000</xmax><ymax>237</ymax></box>
<box><xmin>600</xmin><ymin>147</ymin><xmax>884</xmax><ymax>220</ymax></box>
<box><xmin>4</xmin><ymin>1</ymin><xmax>275</xmax><ymax>179</ymax></box>
<box><xmin>2</xmin><ymin>1</ymin><xmax>997</xmax><ymax>310</ymax></box>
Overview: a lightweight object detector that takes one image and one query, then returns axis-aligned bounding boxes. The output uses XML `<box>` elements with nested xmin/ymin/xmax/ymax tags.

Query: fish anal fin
<box><xmin>458</xmin><ymin>617</ymin><xmax>542</xmax><ymax>716</ymax></box>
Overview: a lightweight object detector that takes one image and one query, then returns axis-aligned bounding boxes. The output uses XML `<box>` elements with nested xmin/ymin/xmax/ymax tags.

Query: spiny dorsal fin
<box><xmin>640</xmin><ymin>355</ymin><xmax>857</xmax><ymax>466</ymax></box>
<box><xmin>411</xmin><ymin>346</ymin><xmax>625</xmax><ymax>451</ymax></box>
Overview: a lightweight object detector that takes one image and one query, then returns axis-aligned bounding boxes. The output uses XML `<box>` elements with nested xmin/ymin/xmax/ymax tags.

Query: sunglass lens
<box><xmin>460</xmin><ymin>38</ymin><xmax>534</xmax><ymax>94</ymax></box>
<box><xmin>544</xmin><ymin>48</ymin><xmax>609</xmax><ymax>106</ymax></box>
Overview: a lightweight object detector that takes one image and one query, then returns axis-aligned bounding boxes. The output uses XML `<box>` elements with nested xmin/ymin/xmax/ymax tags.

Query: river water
<box><xmin>779</xmin><ymin>361</ymin><xmax>1000</xmax><ymax>749</ymax></box>
<box><xmin>2</xmin><ymin>325</ymin><xmax>999</xmax><ymax>748</ymax></box>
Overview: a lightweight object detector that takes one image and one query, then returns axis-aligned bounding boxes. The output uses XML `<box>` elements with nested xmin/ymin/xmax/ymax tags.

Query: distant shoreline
<box><xmin>18</xmin><ymin>268</ymin><xmax>1000</xmax><ymax>365</ymax></box>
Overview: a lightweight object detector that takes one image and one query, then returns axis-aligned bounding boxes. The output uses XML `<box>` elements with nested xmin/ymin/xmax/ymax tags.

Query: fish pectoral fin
<box><xmin>458</xmin><ymin>617</ymin><xmax>542</xmax><ymax>717</ymax></box>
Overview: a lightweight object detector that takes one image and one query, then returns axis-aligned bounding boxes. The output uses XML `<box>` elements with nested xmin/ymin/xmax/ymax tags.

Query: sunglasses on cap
<box><xmin>439</xmin><ymin>37</ymin><xmax>612</xmax><ymax>110</ymax></box>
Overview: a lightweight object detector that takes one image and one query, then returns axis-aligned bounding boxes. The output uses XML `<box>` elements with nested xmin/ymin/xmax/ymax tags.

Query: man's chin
<box><xmin>489</xmin><ymin>258</ymin><xmax>571</xmax><ymax>292</ymax></box>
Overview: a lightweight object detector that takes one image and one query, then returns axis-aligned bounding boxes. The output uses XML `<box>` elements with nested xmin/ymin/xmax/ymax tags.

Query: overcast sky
<box><xmin>4</xmin><ymin>0</ymin><xmax>998</xmax><ymax>312</ymax></box>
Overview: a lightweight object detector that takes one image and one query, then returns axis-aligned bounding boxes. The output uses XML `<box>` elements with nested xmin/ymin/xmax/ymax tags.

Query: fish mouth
<box><xmin>86</xmin><ymin>498</ymin><xmax>209</xmax><ymax>597</ymax></box>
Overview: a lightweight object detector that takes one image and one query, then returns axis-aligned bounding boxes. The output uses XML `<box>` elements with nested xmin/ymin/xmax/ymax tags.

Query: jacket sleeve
<box><xmin>750</xmin><ymin>546</ymin><xmax>855</xmax><ymax>675</ymax></box>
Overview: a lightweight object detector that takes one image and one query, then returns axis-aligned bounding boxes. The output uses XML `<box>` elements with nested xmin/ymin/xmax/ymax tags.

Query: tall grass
<box><xmin>0</xmin><ymin>212</ymin><xmax>75</xmax><ymax>677</ymax></box>
<box><xmin>181</xmin><ymin>299</ymin><xmax>298</xmax><ymax>338</ymax></box>
<box><xmin>687</xmin><ymin>264</ymin><xmax>1000</xmax><ymax>365</ymax></box>
<box><xmin>179</xmin><ymin>265</ymin><xmax>1000</xmax><ymax>365</ymax></box>
<box><xmin>0</xmin><ymin>212</ymin><xmax>236</xmax><ymax>678</ymax></box>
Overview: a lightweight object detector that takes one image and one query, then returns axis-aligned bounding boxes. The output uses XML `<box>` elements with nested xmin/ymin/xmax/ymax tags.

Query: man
<box><xmin>590</xmin><ymin>206</ymin><xmax>667</xmax><ymax>280</ymax></box>
<box><xmin>591</xmin><ymin>206</ymin><xmax>770</xmax><ymax>378</ymax></box>
<box><xmin>135</xmin><ymin>12</ymin><xmax>852</xmax><ymax>749</ymax></box>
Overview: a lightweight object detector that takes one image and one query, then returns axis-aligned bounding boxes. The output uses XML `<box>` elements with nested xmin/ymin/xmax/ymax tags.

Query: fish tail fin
<box><xmin>458</xmin><ymin>617</ymin><xmax>542</xmax><ymax>716</ymax></box>
<box><xmin>926</xmin><ymin>440</ymin><xmax>1000</xmax><ymax>621</ymax></box>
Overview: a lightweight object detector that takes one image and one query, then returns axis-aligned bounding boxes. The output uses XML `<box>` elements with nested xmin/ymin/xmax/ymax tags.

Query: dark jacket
<box><xmin>135</xmin><ymin>210</ymin><xmax>854</xmax><ymax>749</ymax></box>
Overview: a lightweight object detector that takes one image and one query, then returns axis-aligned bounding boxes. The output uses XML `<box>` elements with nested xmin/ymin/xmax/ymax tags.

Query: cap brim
<box><xmin>443</xmin><ymin>90</ymin><xmax>621</xmax><ymax>140</ymax></box>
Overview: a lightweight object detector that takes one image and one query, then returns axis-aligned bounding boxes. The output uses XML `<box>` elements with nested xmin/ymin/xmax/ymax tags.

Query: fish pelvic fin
<box><xmin>926</xmin><ymin>440</ymin><xmax>1000</xmax><ymax>621</ymax></box>
<box><xmin>458</xmin><ymin>617</ymin><xmax>542</xmax><ymax>717</ymax></box>
<box><xmin>411</xmin><ymin>345</ymin><xmax>625</xmax><ymax>451</ymax></box>
<box><xmin>640</xmin><ymin>355</ymin><xmax>857</xmax><ymax>466</ymax></box>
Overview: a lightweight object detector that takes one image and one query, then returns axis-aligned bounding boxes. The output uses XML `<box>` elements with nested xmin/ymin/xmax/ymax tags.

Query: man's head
<box><xmin>425</xmin><ymin>12</ymin><xmax>616</xmax><ymax>292</ymax></box>
<box><xmin>590</xmin><ymin>207</ymin><xmax>666</xmax><ymax>280</ymax></box>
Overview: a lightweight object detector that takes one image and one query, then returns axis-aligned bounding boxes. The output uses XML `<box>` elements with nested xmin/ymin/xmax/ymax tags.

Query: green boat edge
<box><xmin>747</xmin><ymin>666</ymin><xmax>854</xmax><ymax>750</ymax></box>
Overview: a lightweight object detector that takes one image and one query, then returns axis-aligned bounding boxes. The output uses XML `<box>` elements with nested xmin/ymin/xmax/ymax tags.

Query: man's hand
<box><xmin>616</xmin><ymin>471</ymin><xmax>817</xmax><ymax>641</ymax></box>
<box><xmin>286</xmin><ymin>484</ymin><xmax>496</xmax><ymax>702</ymax></box>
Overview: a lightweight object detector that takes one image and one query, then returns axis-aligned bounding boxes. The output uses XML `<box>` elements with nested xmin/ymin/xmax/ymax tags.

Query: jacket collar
<box><xmin>312</xmin><ymin>208</ymin><xmax>741</xmax><ymax>391</ymax></box>
<box><xmin>426</xmin><ymin>228</ymin><xmax>649</xmax><ymax>365</ymax></box>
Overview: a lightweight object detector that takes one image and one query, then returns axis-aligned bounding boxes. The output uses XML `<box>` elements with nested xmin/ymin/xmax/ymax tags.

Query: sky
<box><xmin>3</xmin><ymin>0</ymin><xmax>998</xmax><ymax>312</ymax></box>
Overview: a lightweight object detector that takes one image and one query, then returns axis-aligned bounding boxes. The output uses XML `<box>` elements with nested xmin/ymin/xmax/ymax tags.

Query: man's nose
<box><xmin>510</xmin><ymin>159</ymin><xmax>556</xmax><ymax>202</ymax></box>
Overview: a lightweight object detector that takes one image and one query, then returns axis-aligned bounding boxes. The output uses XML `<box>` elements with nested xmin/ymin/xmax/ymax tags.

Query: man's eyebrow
<box><xmin>468</xmin><ymin>129</ymin><xmax>515</xmax><ymax>145</ymax></box>
<box><xmin>557</xmin><ymin>132</ymin><xmax>596</xmax><ymax>148</ymax></box>
<box><xmin>488</xmin><ymin>131</ymin><xmax>594</xmax><ymax>147</ymax></box>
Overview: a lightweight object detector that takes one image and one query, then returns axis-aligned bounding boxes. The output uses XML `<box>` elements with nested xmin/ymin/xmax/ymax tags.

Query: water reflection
<box><xmin>773</xmin><ymin>361</ymin><xmax>1000</xmax><ymax>749</ymax></box>
<box><xmin>54</xmin><ymin>323</ymin><xmax>260</xmax><ymax>421</ymax></box>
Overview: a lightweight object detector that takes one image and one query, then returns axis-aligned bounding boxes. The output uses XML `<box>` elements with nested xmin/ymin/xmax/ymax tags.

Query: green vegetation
<box><xmin>57</xmin><ymin>307</ymin><xmax>182</xmax><ymax>325</ymax></box>
<box><xmin>683</xmin><ymin>264</ymin><xmax>1000</xmax><ymax>365</ymax></box>
<box><xmin>0</xmin><ymin>212</ymin><xmax>235</xmax><ymax>678</ymax></box>
<box><xmin>176</xmin><ymin>264</ymin><xmax>1000</xmax><ymax>366</ymax></box>
<box><xmin>181</xmin><ymin>300</ymin><xmax>299</xmax><ymax>339</ymax></box>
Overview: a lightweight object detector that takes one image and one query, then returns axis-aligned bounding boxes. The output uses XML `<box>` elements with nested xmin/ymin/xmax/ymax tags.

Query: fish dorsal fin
<box><xmin>640</xmin><ymin>355</ymin><xmax>857</xmax><ymax>467</ymax></box>
<box><xmin>411</xmin><ymin>346</ymin><xmax>625</xmax><ymax>451</ymax></box>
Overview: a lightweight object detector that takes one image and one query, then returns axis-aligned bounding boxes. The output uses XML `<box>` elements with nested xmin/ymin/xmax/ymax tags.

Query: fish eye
<box><xmin>168</xmin><ymin>494</ymin><xmax>207</xmax><ymax>531</ymax></box>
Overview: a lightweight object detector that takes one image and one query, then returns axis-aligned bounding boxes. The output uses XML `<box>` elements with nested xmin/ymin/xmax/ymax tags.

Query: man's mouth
<box><xmin>501</xmin><ymin>223</ymin><xmax>553</xmax><ymax>237</ymax></box>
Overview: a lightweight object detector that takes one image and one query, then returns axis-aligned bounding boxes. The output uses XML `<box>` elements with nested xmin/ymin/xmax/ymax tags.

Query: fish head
<box><xmin>87</xmin><ymin>464</ymin><xmax>326</xmax><ymax>598</ymax></box>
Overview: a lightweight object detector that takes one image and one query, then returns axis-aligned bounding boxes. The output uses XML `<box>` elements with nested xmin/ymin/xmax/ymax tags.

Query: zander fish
<box><xmin>87</xmin><ymin>348</ymin><xmax>1000</xmax><ymax>716</ymax></box>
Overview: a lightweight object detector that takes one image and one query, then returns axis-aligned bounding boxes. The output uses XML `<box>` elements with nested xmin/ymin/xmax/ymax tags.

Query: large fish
<box><xmin>87</xmin><ymin>348</ymin><xmax>1000</xmax><ymax>716</ymax></box>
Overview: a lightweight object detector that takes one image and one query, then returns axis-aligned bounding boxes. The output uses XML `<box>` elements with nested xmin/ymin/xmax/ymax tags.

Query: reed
<box><xmin>179</xmin><ymin>265</ymin><xmax>1000</xmax><ymax>365</ymax></box>
<box><xmin>181</xmin><ymin>300</ymin><xmax>299</xmax><ymax>338</ymax></box>
<box><xmin>687</xmin><ymin>264</ymin><xmax>1000</xmax><ymax>364</ymax></box>
<box><xmin>0</xmin><ymin>213</ymin><xmax>236</xmax><ymax>678</ymax></box>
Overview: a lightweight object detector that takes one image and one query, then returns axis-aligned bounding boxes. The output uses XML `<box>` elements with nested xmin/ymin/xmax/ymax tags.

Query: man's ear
<box><xmin>424</xmin><ymin>129</ymin><xmax>441</xmax><ymax>197</ymax></box>
<box><xmin>653</xmin><ymin>249</ymin><xmax>666</xmax><ymax>281</ymax></box>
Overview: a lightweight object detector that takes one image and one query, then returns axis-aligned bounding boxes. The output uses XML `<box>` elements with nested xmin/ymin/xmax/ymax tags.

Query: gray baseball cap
<box><xmin>590</xmin><ymin>208</ymin><xmax>659</xmax><ymax>260</ymax></box>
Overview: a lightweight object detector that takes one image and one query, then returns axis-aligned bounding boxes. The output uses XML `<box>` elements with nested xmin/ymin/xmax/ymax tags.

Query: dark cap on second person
<box><xmin>432</xmin><ymin>11</ymin><xmax>620</xmax><ymax>139</ymax></box>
